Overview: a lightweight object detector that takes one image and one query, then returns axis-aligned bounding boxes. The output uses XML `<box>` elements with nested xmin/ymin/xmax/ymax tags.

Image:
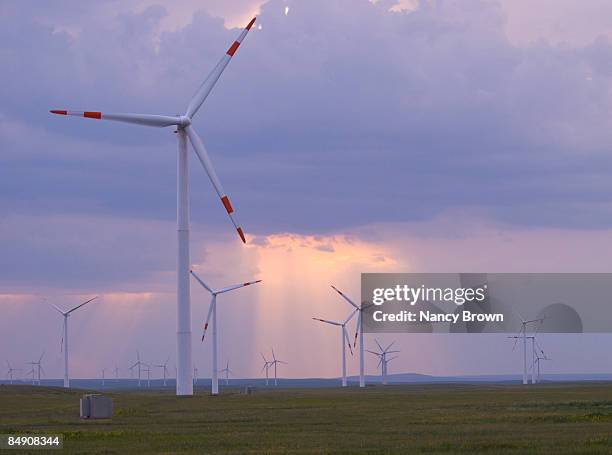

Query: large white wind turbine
<box><xmin>50</xmin><ymin>297</ymin><xmax>98</xmax><ymax>388</ymax></box>
<box><xmin>50</xmin><ymin>17</ymin><xmax>258</xmax><ymax>396</ymax></box>
<box><xmin>312</xmin><ymin>309</ymin><xmax>357</xmax><ymax>387</ymax></box>
<box><xmin>191</xmin><ymin>270</ymin><xmax>261</xmax><ymax>395</ymax></box>
<box><xmin>366</xmin><ymin>340</ymin><xmax>400</xmax><ymax>385</ymax></box>
<box><xmin>331</xmin><ymin>285</ymin><xmax>373</xmax><ymax>388</ymax></box>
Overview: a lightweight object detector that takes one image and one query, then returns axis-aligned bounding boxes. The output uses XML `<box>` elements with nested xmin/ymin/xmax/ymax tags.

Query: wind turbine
<box><xmin>49</xmin><ymin>17</ymin><xmax>258</xmax><ymax>397</ymax></box>
<box><xmin>366</xmin><ymin>340</ymin><xmax>400</xmax><ymax>385</ymax></box>
<box><xmin>6</xmin><ymin>361</ymin><xmax>21</xmax><ymax>385</ymax></box>
<box><xmin>191</xmin><ymin>270</ymin><xmax>261</xmax><ymax>395</ymax></box>
<box><xmin>312</xmin><ymin>308</ymin><xmax>357</xmax><ymax>387</ymax></box>
<box><xmin>26</xmin><ymin>367</ymin><xmax>36</xmax><ymax>385</ymax></box>
<box><xmin>142</xmin><ymin>367</ymin><xmax>151</xmax><ymax>388</ymax></box>
<box><xmin>50</xmin><ymin>297</ymin><xmax>98</xmax><ymax>388</ymax></box>
<box><xmin>269</xmin><ymin>349</ymin><xmax>287</xmax><ymax>386</ymax></box>
<box><xmin>129</xmin><ymin>351</ymin><xmax>146</xmax><ymax>387</ymax></box>
<box><xmin>261</xmin><ymin>353</ymin><xmax>271</xmax><ymax>386</ymax></box>
<box><xmin>510</xmin><ymin>310</ymin><xmax>545</xmax><ymax>385</ymax></box>
<box><xmin>101</xmin><ymin>368</ymin><xmax>106</xmax><ymax>387</ymax></box>
<box><xmin>219</xmin><ymin>361</ymin><xmax>234</xmax><ymax>386</ymax></box>
<box><xmin>114</xmin><ymin>364</ymin><xmax>120</xmax><ymax>379</ymax></box>
<box><xmin>331</xmin><ymin>285</ymin><xmax>373</xmax><ymax>388</ymax></box>
<box><xmin>533</xmin><ymin>341</ymin><xmax>551</xmax><ymax>383</ymax></box>
<box><xmin>154</xmin><ymin>358</ymin><xmax>170</xmax><ymax>387</ymax></box>
<box><xmin>25</xmin><ymin>352</ymin><xmax>44</xmax><ymax>386</ymax></box>
<box><xmin>508</xmin><ymin>334</ymin><xmax>537</xmax><ymax>384</ymax></box>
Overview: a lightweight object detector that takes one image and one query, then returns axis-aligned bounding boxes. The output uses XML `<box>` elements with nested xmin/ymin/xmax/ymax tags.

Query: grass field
<box><xmin>2</xmin><ymin>383</ymin><xmax>612</xmax><ymax>454</ymax></box>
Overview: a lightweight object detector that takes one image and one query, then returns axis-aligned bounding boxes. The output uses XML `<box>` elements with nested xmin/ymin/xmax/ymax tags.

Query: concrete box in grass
<box><xmin>80</xmin><ymin>394</ymin><xmax>113</xmax><ymax>419</ymax></box>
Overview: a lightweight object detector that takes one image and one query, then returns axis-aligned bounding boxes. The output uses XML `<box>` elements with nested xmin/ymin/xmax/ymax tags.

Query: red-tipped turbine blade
<box><xmin>185</xmin><ymin>17</ymin><xmax>257</xmax><ymax>118</ymax></box>
<box><xmin>185</xmin><ymin>125</ymin><xmax>247</xmax><ymax>244</ymax></box>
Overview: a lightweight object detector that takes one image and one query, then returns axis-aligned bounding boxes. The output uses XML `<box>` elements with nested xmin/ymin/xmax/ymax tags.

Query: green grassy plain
<box><xmin>1</xmin><ymin>383</ymin><xmax>612</xmax><ymax>454</ymax></box>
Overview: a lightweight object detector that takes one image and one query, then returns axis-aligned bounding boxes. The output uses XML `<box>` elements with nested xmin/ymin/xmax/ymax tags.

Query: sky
<box><xmin>2</xmin><ymin>0</ymin><xmax>612</xmax><ymax>381</ymax></box>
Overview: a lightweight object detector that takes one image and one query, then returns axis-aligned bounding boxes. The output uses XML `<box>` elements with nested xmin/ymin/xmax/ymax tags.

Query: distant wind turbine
<box><xmin>261</xmin><ymin>353</ymin><xmax>271</xmax><ymax>386</ymax></box>
<box><xmin>25</xmin><ymin>352</ymin><xmax>45</xmax><ymax>386</ymax></box>
<box><xmin>312</xmin><ymin>307</ymin><xmax>357</xmax><ymax>387</ymax></box>
<box><xmin>331</xmin><ymin>285</ymin><xmax>373</xmax><ymax>388</ymax></box>
<box><xmin>142</xmin><ymin>367</ymin><xmax>151</xmax><ymax>388</ymax></box>
<box><xmin>269</xmin><ymin>349</ymin><xmax>287</xmax><ymax>386</ymax></box>
<box><xmin>6</xmin><ymin>361</ymin><xmax>21</xmax><ymax>385</ymax></box>
<box><xmin>129</xmin><ymin>351</ymin><xmax>146</xmax><ymax>387</ymax></box>
<box><xmin>191</xmin><ymin>270</ymin><xmax>261</xmax><ymax>395</ymax></box>
<box><xmin>366</xmin><ymin>340</ymin><xmax>400</xmax><ymax>385</ymax></box>
<box><xmin>532</xmin><ymin>341</ymin><xmax>551</xmax><ymax>383</ymax></box>
<box><xmin>49</xmin><ymin>16</ymin><xmax>258</xmax><ymax>397</ymax></box>
<box><xmin>50</xmin><ymin>297</ymin><xmax>98</xmax><ymax>388</ymax></box>
<box><xmin>219</xmin><ymin>361</ymin><xmax>234</xmax><ymax>386</ymax></box>
<box><xmin>154</xmin><ymin>358</ymin><xmax>170</xmax><ymax>387</ymax></box>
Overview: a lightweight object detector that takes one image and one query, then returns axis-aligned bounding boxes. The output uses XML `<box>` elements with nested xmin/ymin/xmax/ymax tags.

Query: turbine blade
<box><xmin>330</xmin><ymin>285</ymin><xmax>359</xmax><ymax>309</ymax></box>
<box><xmin>353</xmin><ymin>312</ymin><xmax>361</xmax><ymax>348</ymax></box>
<box><xmin>375</xmin><ymin>339</ymin><xmax>384</xmax><ymax>352</ymax></box>
<box><xmin>49</xmin><ymin>110</ymin><xmax>181</xmax><ymax>127</ymax></box>
<box><xmin>67</xmin><ymin>296</ymin><xmax>98</xmax><ymax>314</ymax></box>
<box><xmin>185</xmin><ymin>125</ymin><xmax>246</xmax><ymax>243</ymax></box>
<box><xmin>190</xmin><ymin>270</ymin><xmax>215</xmax><ymax>294</ymax></box>
<box><xmin>343</xmin><ymin>327</ymin><xmax>354</xmax><ymax>356</ymax></box>
<box><xmin>344</xmin><ymin>308</ymin><xmax>358</xmax><ymax>325</ymax></box>
<box><xmin>312</xmin><ymin>317</ymin><xmax>341</xmax><ymax>326</ymax></box>
<box><xmin>385</xmin><ymin>341</ymin><xmax>396</xmax><ymax>352</ymax></box>
<box><xmin>185</xmin><ymin>17</ymin><xmax>257</xmax><ymax>118</ymax></box>
<box><xmin>50</xmin><ymin>304</ymin><xmax>66</xmax><ymax>315</ymax></box>
<box><xmin>218</xmin><ymin>280</ymin><xmax>262</xmax><ymax>293</ymax></box>
<box><xmin>201</xmin><ymin>297</ymin><xmax>215</xmax><ymax>342</ymax></box>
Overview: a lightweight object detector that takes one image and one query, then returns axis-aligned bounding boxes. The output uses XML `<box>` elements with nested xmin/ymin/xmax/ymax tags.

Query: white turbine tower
<box><xmin>331</xmin><ymin>285</ymin><xmax>373</xmax><ymax>388</ymax></box>
<box><xmin>269</xmin><ymin>349</ymin><xmax>287</xmax><ymax>386</ymax></box>
<box><xmin>366</xmin><ymin>340</ymin><xmax>400</xmax><ymax>385</ymax></box>
<box><xmin>509</xmin><ymin>334</ymin><xmax>537</xmax><ymax>384</ymax></box>
<box><xmin>50</xmin><ymin>297</ymin><xmax>98</xmax><ymax>388</ymax></box>
<box><xmin>25</xmin><ymin>352</ymin><xmax>44</xmax><ymax>386</ymax></box>
<box><xmin>50</xmin><ymin>17</ymin><xmax>258</xmax><ymax>396</ymax></box>
<box><xmin>312</xmin><ymin>309</ymin><xmax>357</xmax><ymax>387</ymax></box>
<box><xmin>261</xmin><ymin>353</ymin><xmax>271</xmax><ymax>386</ymax></box>
<box><xmin>101</xmin><ymin>368</ymin><xmax>106</xmax><ymax>387</ymax></box>
<box><xmin>193</xmin><ymin>366</ymin><xmax>198</xmax><ymax>386</ymax></box>
<box><xmin>219</xmin><ymin>361</ymin><xmax>234</xmax><ymax>386</ymax></box>
<box><xmin>6</xmin><ymin>361</ymin><xmax>21</xmax><ymax>385</ymax></box>
<box><xmin>154</xmin><ymin>358</ymin><xmax>170</xmax><ymax>387</ymax></box>
<box><xmin>190</xmin><ymin>270</ymin><xmax>261</xmax><ymax>395</ymax></box>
